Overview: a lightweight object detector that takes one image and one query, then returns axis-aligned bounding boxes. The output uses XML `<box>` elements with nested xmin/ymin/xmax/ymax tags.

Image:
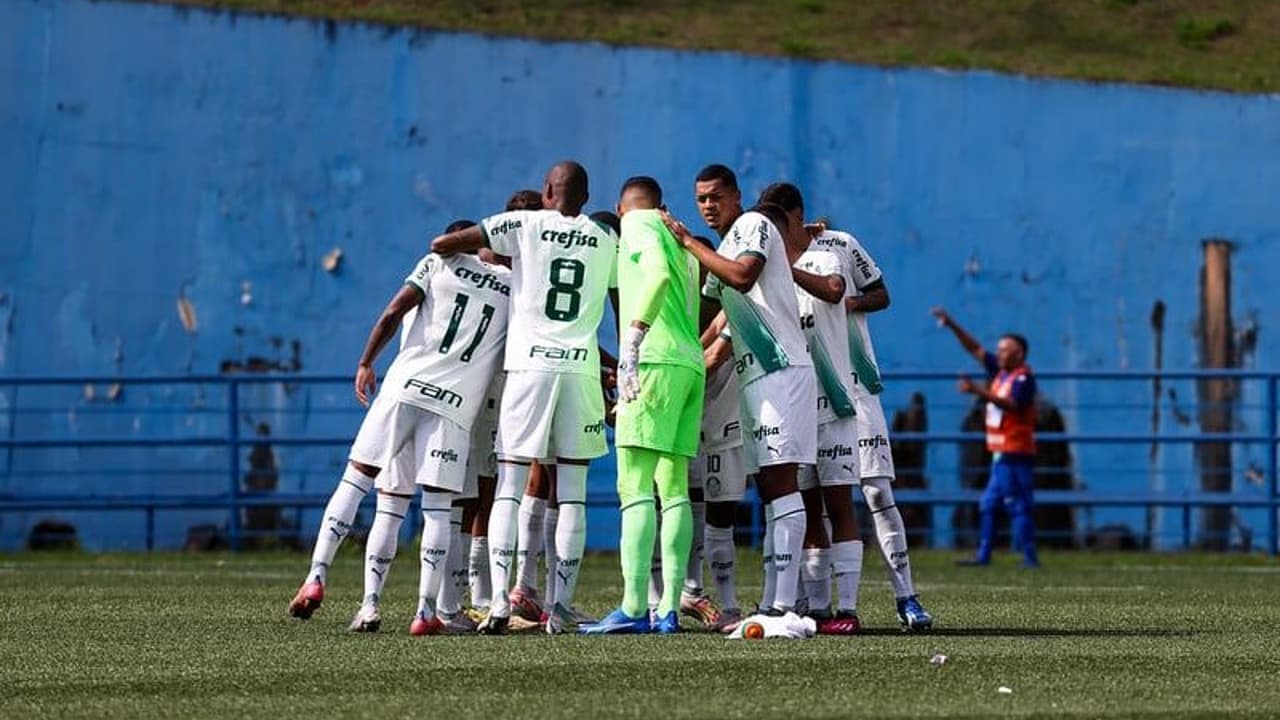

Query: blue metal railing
<box><xmin>0</xmin><ymin>371</ymin><xmax>1276</xmax><ymax>553</ymax></box>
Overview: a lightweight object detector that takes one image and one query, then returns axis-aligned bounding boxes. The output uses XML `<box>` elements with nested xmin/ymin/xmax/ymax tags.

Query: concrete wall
<box><xmin>2</xmin><ymin>0</ymin><xmax>1278</xmax><ymax>550</ymax></box>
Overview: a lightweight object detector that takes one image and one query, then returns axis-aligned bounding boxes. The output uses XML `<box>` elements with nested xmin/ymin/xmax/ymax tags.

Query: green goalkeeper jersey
<box><xmin>617</xmin><ymin>209</ymin><xmax>704</xmax><ymax>373</ymax></box>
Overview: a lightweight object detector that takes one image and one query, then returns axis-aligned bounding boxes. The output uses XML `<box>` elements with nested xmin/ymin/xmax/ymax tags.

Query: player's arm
<box><xmin>793</xmin><ymin>267</ymin><xmax>845</xmax><ymax>304</ymax></box>
<box><xmin>617</xmin><ymin>242</ymin><xmax>673</xmax><ymax>401</ymax></box>
<box><xmin>354</xmin><ymin>284</ymin><xmax>424</xmax><ymax>406</ymax></box>
<box><xmin>430</xmin><ymin>224</ymin><xmax>486</xmax><ymax>256</ymax></box>
<box><xmin>931</xmin><ymin>306</ymin><xmax>986</xmax><ymax>364</ymax></box>
<box><xmin>661</xmin><ymin>212</ymin><xmax>764</xmax><ymax>292</ymax></box>
<box><xmin>845</xmin><ymin>279</ymin><xmax>890</xmax><ymax>314</ymax></box>
<box><xmin>958</xmin><ymin>375</ymin><xmax>1030</xmax><ymax>412</ymax></box>
<box><xmin>704</xmin><ymin>334</ymin><xmax>733</xmax><ymax>374</ymax></box>
<box><xmin>700</xmin><ymin>309</ymin><xmax>728</xmax><ymax>349</ymax></box>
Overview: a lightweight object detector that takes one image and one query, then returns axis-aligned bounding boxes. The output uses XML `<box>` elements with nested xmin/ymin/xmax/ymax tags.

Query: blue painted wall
<box><xmin>2</xmin><ymin>0</ymin><xmax>1278</xmax><ymax>550</ymax></box>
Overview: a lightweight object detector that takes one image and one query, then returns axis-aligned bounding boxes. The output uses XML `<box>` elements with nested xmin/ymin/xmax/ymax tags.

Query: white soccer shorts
<box><xmin>741</xmin><ymin>365</ymin><xmax>818</xmax><ymax>469</ymax></box>
<box><xmin>854</xmin><ymin>394</ymin><xmax>896</xmax><ymax>481</ymax></box>
<box><xmin>798</xmin><ymin>417</ymin><xmax>861</xmax><ymax>490</ymax></box>
<box><xmin>690</xmin><ymin>443</ymin><xmax>748</xmax><ymax>503</ymax></box>
<box><xmin>496</xmin><ymin>370</ymin><xmax>608</xmax><ymax>461</ymax></box>
<box><xmin>357</xmin><ymin>403</ymin><xmax>471</xmax><ymax>495</ymax></box>
<box><xmin>461</xmin><ymin>412</ymin><xmax>499</xmax><ymax>500</ymax></box>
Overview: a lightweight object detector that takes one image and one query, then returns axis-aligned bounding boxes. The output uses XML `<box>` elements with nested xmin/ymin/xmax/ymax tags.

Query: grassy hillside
<box><xmin>146</xmin><ymin>0</ymin><xmax>1280</xmax><ymax>93</ymax></box>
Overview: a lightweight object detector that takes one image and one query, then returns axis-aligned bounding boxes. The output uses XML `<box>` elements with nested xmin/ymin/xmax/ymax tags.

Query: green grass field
<box><xmin>3</xmin><ymin>550</ymin><xmax>1278</xmax><ymax>718</ymax></box>
<box><xmin>145</xmin><ymin>0</ymin><xmax>1280</xmax><ymax>93</ymax></box>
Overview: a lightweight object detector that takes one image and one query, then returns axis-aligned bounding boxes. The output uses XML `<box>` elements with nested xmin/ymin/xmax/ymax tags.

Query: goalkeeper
<box><xmin>582</xmin><ymin>176</ymin><xmax>706</xmax><ymax>634</ymax></box>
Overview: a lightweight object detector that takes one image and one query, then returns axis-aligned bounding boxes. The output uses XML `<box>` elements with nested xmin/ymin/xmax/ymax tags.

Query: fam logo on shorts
<box><xmin>404</xmin><ymin>378</ymin><xmax>464</xmax><ymax>408</ymax></box>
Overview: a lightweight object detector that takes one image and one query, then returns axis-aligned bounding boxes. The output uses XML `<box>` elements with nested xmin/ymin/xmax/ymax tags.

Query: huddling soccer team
<box><xmin>286</xmin><ymin>161</ymin><xmax>934</xmax><ymax>637</ymax></box>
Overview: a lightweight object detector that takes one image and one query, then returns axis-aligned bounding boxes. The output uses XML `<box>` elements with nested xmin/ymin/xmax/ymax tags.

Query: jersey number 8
<box><xmin>544</xmin><ymin>258</ymin><xmax>585</xmax><ymax>322</ymax></box>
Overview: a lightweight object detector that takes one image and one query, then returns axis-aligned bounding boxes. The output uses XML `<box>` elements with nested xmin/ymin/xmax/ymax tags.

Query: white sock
<box><xmin>363</xmin><ymin>492</ymin><xmax>411</xmax><ymax>606</ymax></box>
<box><xmin>487</xmin><ymin>462</ymin><xmax>529</xmax><ymax>617</ymax></box>
<box><xmin>543</xmin><ymin>506</ymin><xmax>560</xmax><ymax>606</ymax></box>
<box><xmin>516</xmin><ymin>495</ymin><xmax>547</xmax><ymax>592</ymax></box>
<box><xmin>760</xmin><ymin>503</ymin><xmax>776</xmax><ymax>611</ymax></box>
<box><xmin>864</xmin><ymin>478</ymin><xmax>916</xmax><ymax>598</ymax></box>
<box><xmin>705</xmin><ymin>524</ymin><xmax>738</xmax><ymax>612</ymax></box>
<box><xmin>648</xmin><ymin>504</ymin><xmax>663</xmax><ymax>611</ymax></box>
<box><xmin>770</xmin><ymin>492</ymin><xmax>806</xmax><ymax>612</ymax></box>
<box><xmin>553</xmin><ymin>464</ymin><xmax>588</xmax><ymax>610</ymax></box>
<box><xmin>802</xmin><ymin>547</ymin><xmax>833</xmax><ymax>613</ymax></box>
<box><xmin>434</xmin><ymin>507</ymin><xmax>465</xmax><ymax>617</ymax></box>
<box><xmin>469</xmin><ymin>536</ymin><xmax>491</xmax><ymax>608</ymax></box>
<box><xmin>683</xmin><ymin>500</ymin><xmax>706</xmax><ymax>595</ymax></box>
<box><xmin>308</xmin><ymin>466</ymin><xmax>374</xmax><ymax>585</ymax></box>
<box><xmin>415</xmin><ymin>492</ymin><xmax>452</xmax><ymax>619</ymax></box>
<box><xmin>833</xmin><ymin>540</ymin><xmax>864</xmax><ymax>613</ymax></box>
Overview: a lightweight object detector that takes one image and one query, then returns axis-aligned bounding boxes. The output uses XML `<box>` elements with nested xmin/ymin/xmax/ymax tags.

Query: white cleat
<box><xmin>348</xmin><ymin>604</ymin><xmax>382</xmax><ymax>633</ymax></box>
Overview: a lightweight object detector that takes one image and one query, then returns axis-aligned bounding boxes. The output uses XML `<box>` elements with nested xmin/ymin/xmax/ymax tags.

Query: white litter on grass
<box><xmin>930</xmin><ymin>653</ymin><xmax>948</xmax><ymax>666</ymax></box>
<box><xmin>998</xmin><ymin>686</ymin><xmax>1014</xmax><ymax>695</ymax></box>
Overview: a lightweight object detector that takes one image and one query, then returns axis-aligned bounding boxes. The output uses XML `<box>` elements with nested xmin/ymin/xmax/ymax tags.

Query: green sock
<box><xmin>617</xmin><ymin>447</ymin><xmax>658</xmax><ymax>618</ymax></box>
<box><xmin>656</xmin><ymin>454</ymin><xmax>692</xmax><ymax>617</ymax></box>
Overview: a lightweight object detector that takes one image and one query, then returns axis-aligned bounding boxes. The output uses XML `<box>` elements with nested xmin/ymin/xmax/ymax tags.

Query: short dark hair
<box><xmin>1002</xmin><ymin>333</ymin><xmax>1030</xmax><ymax>357</ymax></box>
<box><xmin>589</xmin><ymin>210</ymin><xmax>620</xmax><ymax>236</ymax></box>
<box><xmin>748</xmin><ymin>202</ymin><xmax>792</xmax><ymax>235</ymax></box>
<box><xmin>620</xmin><ymin>175</ymin><xmax>663</xmax><ymax>206</ymax></box>
<box><xmin>757</xmin><ymin>182</ymin><xmax>804</xmax><ymax>214</ymax></box>
<box><xmin>444</xmin><ymin>219</ymin><xmax>476</xmax><ymax>234</ymax></box>
<box><xmin>505</xmin><ymin>189</ymin><xmax>543</xmax><ymax>211</ymax></box>
<box><xmin>696</xmin><ymin>164</ymin><xmax>738</xmax><ymax>191</ymax></box>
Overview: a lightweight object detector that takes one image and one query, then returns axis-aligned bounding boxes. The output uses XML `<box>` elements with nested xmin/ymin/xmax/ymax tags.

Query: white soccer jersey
<box><xmin>383</xmin><ymin>253</ymin><xmax>511</xmax><ymax>430</ymax></box>
<box><xmin>481</xmin><ymin>209</ymin><xmax>618</xmax><ymax>375</ymax></box>
<box><xmin>794</xmin><ymin>250</ymin><xmax>857</xmax><ymax>425</ymax></box>
<box><xmin>702</xmin><ymin>211</ymin><xmax>811</xmax><ymax>387</ymax></box>
<box><xmin>700</xmin><ymin>358</ymin><xmax>743</xmax><ymax>451</ymax></box>
<box><xmin>810</xmin><ymin>228</ymin><xmax>884</xmax><ymax>397</ymax></box>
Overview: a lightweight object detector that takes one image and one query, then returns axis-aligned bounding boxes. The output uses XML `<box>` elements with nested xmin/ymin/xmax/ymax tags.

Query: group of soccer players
<box><xmin>286</xmin><ymin>160</ymin><xmax>934</xmax><ymax>636</ymax></box>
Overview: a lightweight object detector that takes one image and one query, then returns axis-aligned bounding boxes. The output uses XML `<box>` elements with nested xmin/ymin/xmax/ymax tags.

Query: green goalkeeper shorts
<box><xmin>615</xmin><ymin>363</ymin><xmax>704</xmax><ymax>457</ymax></box>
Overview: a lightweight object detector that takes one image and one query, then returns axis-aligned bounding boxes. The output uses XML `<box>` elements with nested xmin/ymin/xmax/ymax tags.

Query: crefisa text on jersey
<box><xmin>540</xmin><ymin>228</ymin><xmax>603</xmax><ymax>249</ymax></box>
<box><xmin>453</xmin><ymin>265</ymin><xmax>511</xmax><ymax>295</ymax></box>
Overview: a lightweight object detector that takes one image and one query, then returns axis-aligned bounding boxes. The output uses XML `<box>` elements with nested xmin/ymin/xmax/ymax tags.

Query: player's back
<box><xmin>618</xmin><ymin>209</ymin><xmax>702</xmax><ymax>371</ymax></box>
<box><xmin>483</xmin><ymin>209</ymin><xmax>618</xmax><ymax>376</ymax></box>
<box><xmin>388</xmin><ymin>253</ymin><xmax>512</xmax><ymax>429</ymax></box>
<box><xmin>812</xmin><ymin>228</ymin><xmax>884</xmax><ymax>395</ymax></box>
<box><xmin>794</xmin><ymin>249</ymin><xmax>856</xmax><ymax>421</ymax></box>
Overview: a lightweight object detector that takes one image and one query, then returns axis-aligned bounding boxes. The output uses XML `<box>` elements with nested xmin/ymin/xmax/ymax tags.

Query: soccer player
<box><xmin>932</xmin><ymin>306</ymin><xmax>1040</xmax><ymax>568</ymax></box>
<box><xmin>582</xmin><ymin>176</ymin><xmax>704</xmax><ymax>634</ymax></box>
<box><xmin>760</xmin><ymin>182</ymin><xmax>865</xmax><ymax>635</ymax></box>
<box><xmin>284</xmin><ymin>219</ymin><xmax>492</xmax><ymax>622</ymax></box>
<box><xmin>801</xmin><ymin>211</ymin><xmax>935</xmax><ymax>631</ymax></box>
<box><xmin>665</xmin><ymin>169</ymin><xmax>817</xmax><ymax>619</ymax></box>
<box><xmin>469</xmin><ymin>188</ymin><xmax>543</xmax><ymax>619</ymax></box>
<box><xmin>327</xmin><ymin>222</ymin><xmax>510</xmax><ymax>634</ymax></box>
<box><xmin>432</xmin><ymin>161</ymin><xmax>618</xmax><ymax>634</ymax></box>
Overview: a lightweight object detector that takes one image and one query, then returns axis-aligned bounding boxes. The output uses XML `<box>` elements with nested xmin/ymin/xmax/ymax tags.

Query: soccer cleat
<box><xmin>651</xmin><ymin>610</ymin><xmax>681</xmax><ymax>635</ymax></box>
<box><xmin>288</xmin><ymin>581</ymin><xmax>324</xmax><ymax>620</ymax></box>
<box><xmin>348</xmin><ymin>604</ymin><xmax>381</xmax><ymax>633</ymax></box>
<box><xmin>712</xmin><ymin>608</ymin><xmax>744</xmax><ymax>634</ymax></box>
<box><xmin>409</xmin><ymin>612</ymin><xmax>445</xmax><ymax>636</ymax></box>
<box><xmin>477</xmin><ymin>612</ymin><xmax>509</xmax><ymax>636</ymax></box>
<box><xmin>509</xmin><ymin>585</ymin><xmax>545</xmax><ymax>622</ymax></box>
<box><xmin>565</xmin><ymin>606</ymin><xmax>598</xmax><ymax>625</ymax></box>
<box><xmin>543</xmin><ymin>603</ymin><xmax>576</xmax><ymax>635</ymax></box>
<box><xmin>508</xmin><ymin>615</ymin><xmax>543</xmax><ymax>633</ymax></box>
<box><xmin>817</xmin><ymin>611</ymin><xmax>861</xmax><ymax>636</ymax></box>
<box><xmin>579</xmin><ymin>608</ymin><xmax>651</xmax><ymax>635</ymax></box>
<box><xmin>679</xmin><ymin>590</ymin><xmax>722</xmax><ymax>627</ymax></box>
<box><xmin>897</xmin><ymin>595</ymin><xmax>934</xmax><ymax>632</ymax></box>
<box><xmin>439</xmin><ymin>611</ymin><xmax>478</xmax><ymax>635</ymax></box>
<box><xmin>463</xmin><ymin>606</ymin><xmax>487</xmax><ymax>624</ymax></box>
